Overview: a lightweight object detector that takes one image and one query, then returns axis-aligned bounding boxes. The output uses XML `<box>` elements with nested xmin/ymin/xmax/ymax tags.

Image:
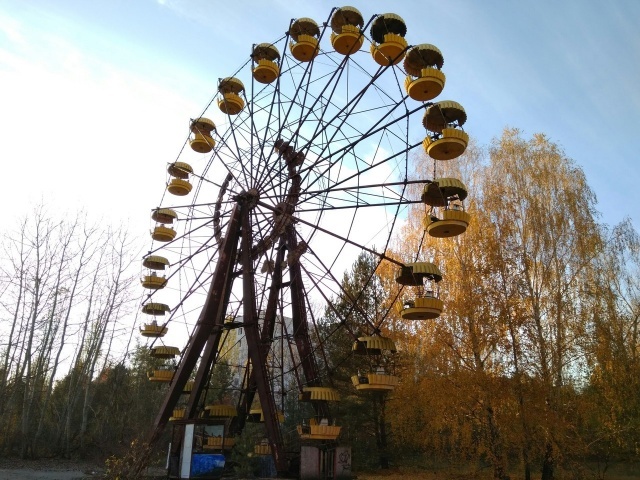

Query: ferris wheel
<box><xmin>138</xmin><ymin>6</ymin><xmax>470</xmax><ymax>477</ymax></box>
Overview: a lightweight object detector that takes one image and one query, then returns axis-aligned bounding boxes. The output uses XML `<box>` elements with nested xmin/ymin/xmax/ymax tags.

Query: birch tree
<box><xmin>0</xmin><ymin>206</ymin><xmax>138</xmax><ymax>458</ymax></box>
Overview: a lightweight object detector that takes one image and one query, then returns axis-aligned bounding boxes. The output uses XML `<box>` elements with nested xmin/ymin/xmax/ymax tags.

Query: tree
<box><xmin>382</xmin><ymin>141</ymin><xmax>506</xmax><ymax>475</ymax></box>
<box><xmin>381</xmin><ymin>129</ymin><xmax>609</xmax><ymax>479</ymax></box>
<box><xmin>581</xmin><ymin>219</ymin><xmax>640</xmax><ymax>470</ymax></box>
<box><xmin>0</xmin><ymin>206</ymin><xmax>138</xmax><ymax>458</ymax></box>
<box><xmin>484</xmin><ymin>129</ymin><xmax>602</xmax><ymax>479</ymax></box>
<box><xmin>318</xmin><ymin>251</ymin><xmax>394</xmax><ymax>469</ymax></box>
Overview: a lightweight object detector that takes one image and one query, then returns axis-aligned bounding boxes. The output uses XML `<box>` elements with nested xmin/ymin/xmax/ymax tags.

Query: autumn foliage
<box><xmin>375</xmin><ymin>129</ymin><xmax>640</xmax><ymax>479</ymax></box>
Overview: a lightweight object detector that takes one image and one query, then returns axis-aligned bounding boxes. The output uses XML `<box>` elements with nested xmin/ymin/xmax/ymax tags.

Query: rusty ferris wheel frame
<box><xmin>140</xmin><ymin>6</ymin><xmax>469</xmax><ymax>476</ymax></box>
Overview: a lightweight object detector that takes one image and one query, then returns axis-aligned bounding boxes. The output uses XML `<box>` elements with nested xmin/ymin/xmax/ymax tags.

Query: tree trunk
<box><xmin>33</xmin><ymin>223</ymin><xmax>85</xmax><ymax>449</ymax></box>
<box><xmin>485</xmin><ymin>404</ymin><xmax>509</xmax><ymax>480</ymax></box>
<box><xmin>541</xmin><ymin>442</ymin><xmax>554</xmax><ymax>480</ymax></box>
<box><xmin>20</xmin><ymin>272</ymin><xmax>40</xmax><ymax>458</ymax></box>
<box><xmin>375</xmin><ymin>393</ymin><xmax>390</xmax><ymax>469</ymax></box>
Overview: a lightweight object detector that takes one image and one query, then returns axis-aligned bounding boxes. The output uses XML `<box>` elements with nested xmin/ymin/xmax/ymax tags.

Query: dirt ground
<box><xmin>1</xmin><ymin>462</ymin><xmax>638</xmax><ymax>480</ymax></box>
<box><xmin>0</xmin><ymin>462</ymin><xmax>462</xmax><ymax>480</ymax></box>
<box><xmin>0</xmin><ymin>469</ymin><xmax>88</xmax><ymax>480</ymax></box>
<box><xmin>0</xmin><ymin>459</ymin><xmax>165</xmax><ymax>480</ymax></box>
<box><xmin>0</xmin><ymin>459</ymin><xmax>95</xmax><ymax>480</ymax></box>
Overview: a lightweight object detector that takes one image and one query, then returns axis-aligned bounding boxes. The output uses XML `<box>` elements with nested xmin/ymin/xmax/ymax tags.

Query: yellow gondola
<box><xmin>403</xmin><ymin>44</ymin><xmax>446</xmax><ymax>101</ymax></box>
<box><xmin>166</xmin><ymin>162</ymin><xmax>193</xmax><ymax>196</ymax></box>
<box><xmin>151</xmin><ymin>208</ymin><xmax>178</xmax><ymax>224</ymax></box>
<box><xmin>298</xmin><ymin>386</ymin><xmax>340</xmax><ymax>402</ymax></box>
<box><xmin>141</xmin><ymin>302</ymin><xmax>170</xmax><ymax>315</ymax></box>
<box><xmin>330</xmin><ymin>6</ymin><xmax>364</xmax><ymax>55</ymax></box>
<box><xmin>151</xmin><ymin>225</ymin><xmax>176</xmax><ymax>242</ymax></box>
<box><xmin>370</xmin><ymin>13</ymin><xmax>408</xmax><ymax>66</ymax></box>
<box><xmin>140</xmin><ymin>321</ymin><xmax>168</xmax><ymax>338</ymax></box>
<box><xmin>217</xmin><ymin>77</ymin><xmax>245</xmax><ymax>115</ymax></box>
<box><xmin>167</xmin><ymin>161</ymin><xmax>193</xmax><ymax>179</ymax></box>
<box><xmin>351</xmin><ymin>371</ymin><xmax>400</xmax><ymax>391</ymax></box>
<box><xmin>252</xmin><ymin>43</ymin><xmax>280</xmax><ymax>84</ymax></box>
<box><xmin>204</xmin><ymin>404</ymin><xmax>238</xmax><ymax>418</ymax></box>
<box><xmin>190</xmin><ymin>117</ymin><xmax>215</xmax><ymax>135</ymax></box>
<box><xmin>204</xmin><ymin>437</ymin><xmax>236</xmax><ymax>450</ymax></box>
<box><xmin>189</xmin><ymin>119</ymin><xmax>216</xmax><ymax>153</ymax></box>
<box><xmin>254</xmin><ymin>442</ymin><xmax>271</xmax><ymax>455</ymax></box>
<box><xmin>148</xmin><ymin>369</ymin><xmax>173</xmax><ymax>382</ymax></box>
<box><xmin>142</xmin><ymin>254</ymin><xmax>170</xmax><ymax>270</ymax></box>
<box><xmin>426</xmin><ymin>206</ymin><xmax>471</xmax><ymax>238</ymax></box>
<box><xmin>141</xmin><ymin>273</ymin><xmax>168</xmax><ymax>289</ymax></box>
<box><xmin>150</xmin><ymin>345</ymin><xmax>181</xmax><ymax>359</ymax></box>
<box><xmin>396</xmin><ymin>261</ymin><xmax>442</xmax><ymax>285</ymax></box>
<box><xmin>352</xmin><ymin>335</ymin><xmax>396</xmax><ymax>355</ymax></box>
<box><xmin>297</xmin><ymin>420</ymin><xmax>341</xmax><ymax>441</ymax></box>
<box><xmin>169</xmin><ymin>408</ymin><xmax>186</xmax><ymax>421</ymax></box>
<box><xmin>422</xmin><ymin>101</ymin><xmax>469</xmax><ymax>160</ymax></box>
<box><xmin>190</xmin><ymin>133</ymin><xmax>215</xmax><ymax>153</ymax></box>
<box><xmin>202</xmin><ymin>404</ymin><xmax>237</xmax><ymax>450</ymax></box>
<box><xmin>248</xmin><ymin>408</ymin><xmax>284</xmax><ymax>423</ymax></box>
<box><xmin>399</xmin><ymin>294</ymin><xmax>444</xmax><ymax>320</ymax></box>
<box><xmin>182</xmin><ymin>381</ymin><xmax>194</xmax><ymax>394</ymax></box>
<box><xmin>351</xmin><ymin>335</ymin><xmax>399</xmax><ymax>391</ymax></box>
<box><xmin>289</xmin><ymin>18</ymin><xmax>320</xmax><ymax>62</ymax></box>
<box><xmin>396</xmin><ymin>262</ymin><xmax>444</xmax><ymax>320</ymax></box>
<box><xmin>421</xmin><ymin>178</ymin><xmax>468</xmax><ymax>206</ymax></box>
<box><xmin>422</xmin><ymin>178</ymin><xmax>471</xmax><ymax>237</ymax></box>
<box><xmin>167</xmin><ymin>178</ymin><xmax>192</xmax><ymax>196</ymax></box>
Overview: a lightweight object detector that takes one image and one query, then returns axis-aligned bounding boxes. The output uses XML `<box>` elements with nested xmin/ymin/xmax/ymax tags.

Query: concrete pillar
<box><xmin>334</xmin><ymin>447</ymin><xmax>352</xmax><ymax>479</ymax></box>
<box><xmin>300</xmin><ymin>446</ymin><xmax>321</xmax><ymax>480</ymax></box>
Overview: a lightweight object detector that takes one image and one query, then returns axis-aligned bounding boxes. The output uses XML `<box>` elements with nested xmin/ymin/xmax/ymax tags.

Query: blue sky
<box><xmin>1</xmin><ymin>0</ymin><xmax>638</xmax><ymax>232</ymax></box>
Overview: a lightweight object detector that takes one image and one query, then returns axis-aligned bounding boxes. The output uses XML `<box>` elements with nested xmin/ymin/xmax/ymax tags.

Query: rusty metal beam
<box><xmin>184</xmin><ymin>236</ymin><xmax>238</xmax><ymax>418</ymax></box>
<box><xmin>240</xmin><ymin>200</ymin><xmax>288</xmax><ymax>474</ymax></box>
<box><xmin>287</xmin><ymin>225</ymin><xmax>320</xmax><ymax>385</ymax></box>
<box><xmin>286</xmin><ymin>225</ymin><xmax>330</xmax><ymax>419</ymax></box>
<box><xmin>148</xmin><ymin>205</ymin><xmax>242</xmax><ymax>447</ymax></box>
<box><xmin>232</xmin><ymin>240</ymin><xmax>287</xmax><ymax>435</ymax></box>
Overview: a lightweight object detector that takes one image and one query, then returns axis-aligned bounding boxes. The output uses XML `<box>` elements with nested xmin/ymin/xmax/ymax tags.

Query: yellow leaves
<box><xmin>380</xmin><ymin>127</ymin><xmax>620</xmax><ymax>468</ymax></box>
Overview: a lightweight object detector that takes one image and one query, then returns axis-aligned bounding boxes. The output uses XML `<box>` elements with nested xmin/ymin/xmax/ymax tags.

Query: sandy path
<box><xmin>0</xmin><ymin>460</ymin><xmax>100</xmax><ymax>480</ymax></box>
<box><xmin>0</xmin><ymin>468</ymin><xmax>90</xmax><ymax>479</ymax></box>
<box><xmin>0</xmin><ymin>459</ymin><xmax>168</xmax><ymax>480</ymax></box>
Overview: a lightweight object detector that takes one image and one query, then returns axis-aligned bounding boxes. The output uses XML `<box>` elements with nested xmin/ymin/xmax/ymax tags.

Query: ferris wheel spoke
<box><xmin>263</xmin><ymin>102</ymin><xmax>423</xmax><ymax>206</ymax></box>
<box><xmin>296</xmin><ymin>199</ymin><xmax>419</xmax><ymax>213</ymax></box>
<box><xmin>254</xmin><ymin>198</ymin><xmax>402</xmax><ymax>268</ymax></box>
<box><xmin>292</xmin><ymin>54</ymin><xmax>396</xmax><ymax>149</ymax></box>
<box><xmin>216</xmin><ymin>131</ymin><xmax>254</xmax><ymax>190</ymax></box>
<box><xmin>253</xmin><ymin>55</ymin><xmax>322</xmax><ymax>188</ymax></box>
<box><xmin>255</xmin><ymin>48</ymin><xmax>398</xmax><ymax>193</ymax></box>
<box><xmin>252</xmin><ymin>71</ymin><xmax>342</xmax><ymax>191</ymax></box>
<box><xmin>300</xmin><ymin>139</ymin><xmax>423</xmax><ymax>211</ymax></box>
<box><xmin>298</xmin><ymin>251</ymin><xmax>375</xmax><ymax>333</ymax></box>
<box><xmin>301</xmin><ymin>179</ymin><xmax>427</xmax><ymax>202</ymax></box>
<box><xmin>300</xmin><ymin>177</ymin><xmax>419</xmax><ymax>211</ymax></box>
<box><xmin>245</xmin><ymin>36</ymin><xmax>287</xmax><ymax>186</ymax></box>
<box><xmin>246</xmin><ymin>53</ymin><xmax>313</xmax><ymax>189</ymax></box>
<box><xmin>292</xmin><ymin>69</ymin><xmax>402</xmax><ymax>164</ymax></box>
<box><xmin>301</xmin><ymin>102</ymin><xmax>425</xmax><ymax>193</ymax></box>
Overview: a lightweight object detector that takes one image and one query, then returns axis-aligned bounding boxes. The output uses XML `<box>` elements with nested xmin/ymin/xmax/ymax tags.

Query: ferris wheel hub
<box><xmin>236</xmin><ymin>188</ymin><xmax>261</xmax><ymax>209</ymax></box>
